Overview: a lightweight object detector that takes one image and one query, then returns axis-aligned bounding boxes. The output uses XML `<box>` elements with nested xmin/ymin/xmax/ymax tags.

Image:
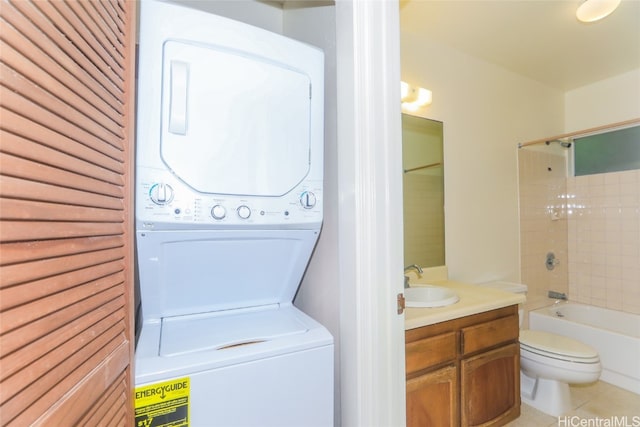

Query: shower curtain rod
<box><xmin>404</xmin><ymin>162</ymin><xmax>442</xmax><ymax>174</ymax></box>
<box><xmin>518</xmin><ymin>117</ymin><xmax>640</xmax><ymax>148</ymax></box>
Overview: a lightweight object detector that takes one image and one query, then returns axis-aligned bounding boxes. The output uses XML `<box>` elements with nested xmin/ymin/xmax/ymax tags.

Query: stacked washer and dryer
<box><xmin>134</xmin><ymin>1</ymin><xmax>333</xmax><ymax>426</ymax></box>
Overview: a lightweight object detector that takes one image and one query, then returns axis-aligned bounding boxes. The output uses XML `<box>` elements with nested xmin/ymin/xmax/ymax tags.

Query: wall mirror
<box><xmin>402</xmin><ymin>114</ymin><xmax>445</xmax><ymax>268</ymax></box>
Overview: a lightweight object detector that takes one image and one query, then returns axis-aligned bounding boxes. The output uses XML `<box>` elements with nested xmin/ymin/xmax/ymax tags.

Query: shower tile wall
<box><xmin>518</xmin><ymin>147</ymin><xmax>569</xmax><ymax>321</ymax></box>
<box><xmin>567</xmin><ymin>170</ymin><xmax>640</xmax><ymax>314</ymax></box>
<box><xmin>519</xmin><ymin>149</ymin><xmax>640</xmax><ymax>317</ymax></box>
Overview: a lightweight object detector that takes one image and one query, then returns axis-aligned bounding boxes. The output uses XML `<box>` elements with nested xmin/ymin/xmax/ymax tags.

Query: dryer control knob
<box><xmin>149</xmin><ymin>183</ymin><xmax>174</xmax><ymax>205</ymax></box>
<box><xmin>299</xmin><ymin>191</ymin><xmax>316</xmax><ymax>209</ymax></box>
<box><xmin>237</xmin><ymin>205</ymin><xmax>251</xmax><ymax>219</ymax></box>
<box><xmin>211</xmin><ymin>205</ymin><xmax>226</xmax><ymax>220</ymax></box>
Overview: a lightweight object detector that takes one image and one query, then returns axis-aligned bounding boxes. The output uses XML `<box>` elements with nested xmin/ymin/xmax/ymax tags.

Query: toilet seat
<box><xmin>520</xmin><ymin>330</ymin><xmax>599</xmax><ymax>363</ymax></box>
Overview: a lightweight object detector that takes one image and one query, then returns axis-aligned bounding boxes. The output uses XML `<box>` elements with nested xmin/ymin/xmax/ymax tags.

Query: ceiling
<box><xmin>400</xmin><ymin>0</ymin><xmax>640</xmax><ymax>91</ymax></box>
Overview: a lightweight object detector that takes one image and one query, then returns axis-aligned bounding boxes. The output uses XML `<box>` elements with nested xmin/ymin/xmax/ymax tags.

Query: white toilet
<box><xmin>478</xmin><ymin>282</ymin><xmax>602</xmax><ymax>417</ymax></box>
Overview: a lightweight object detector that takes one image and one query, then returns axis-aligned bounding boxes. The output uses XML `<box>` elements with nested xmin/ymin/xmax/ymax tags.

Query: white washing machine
<box><xmin>134</xmin><ymin>1</ymin><xmax>333</xmax><ymax>426</ymax></box>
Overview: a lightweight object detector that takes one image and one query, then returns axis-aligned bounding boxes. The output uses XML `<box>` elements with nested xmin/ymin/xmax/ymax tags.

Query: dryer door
<box><xmin>160</xmin><ymin>41</ymin><xmax>312</xmax><ymax>197</ymax></box>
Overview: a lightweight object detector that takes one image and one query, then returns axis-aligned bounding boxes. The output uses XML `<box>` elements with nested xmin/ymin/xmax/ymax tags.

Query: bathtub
<box><xmin>529</xmin><ymin>303</ymin><xmax>640</xmax><ymax>395</ymax></box>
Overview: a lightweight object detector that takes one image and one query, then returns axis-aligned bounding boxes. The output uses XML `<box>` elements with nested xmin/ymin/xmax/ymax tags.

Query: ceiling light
<box><xmin>401</xmin><ymin>81</ymin><xmax>432</xmax><ymax>111</ymax></box>
<box><xmin>576</xmin><ymin>0</ymin><xmax>621</xmax><ymax>22</ymax></box>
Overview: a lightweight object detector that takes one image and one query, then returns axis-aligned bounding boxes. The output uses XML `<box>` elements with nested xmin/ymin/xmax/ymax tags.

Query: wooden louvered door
<box><xmin>0</xmin><ymin>0</ymin><xmax>136</xmax><ymax>425</ymax></box>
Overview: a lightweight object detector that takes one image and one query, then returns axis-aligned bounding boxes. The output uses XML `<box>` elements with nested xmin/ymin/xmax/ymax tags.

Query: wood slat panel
<box><xmin>0</xmin><ymin>152</ymin><xmax>123</xmax><ymax>199</ymax></box>
<box><xmin>48</xmin><ymin>0</ymin><xmax>124</xmax><ymax>87</ymax></box>
<box><xmin>1</xmin><ymin>2</ymin><xmax>123</xmax><ymax>122</ymax></box>
<box><xmin>0</xmin><ymin>0</ymin><xmax>135</xmax><ymax>423</ymax></box>
<box><xmin>24</xmin><ymin>333</ymin><xmax>126</xmax><ymax>425</ymax></box>
<box><xmin>0</xmin><ymin>175</ymin><xmax>122</xmax><ymax>209</ymax></box>
<box><xmin>0</xmin><ymin>109</ymin><xmax>125</xmax><ymax>175</ymax></box>
<box><xmin>0</xmin><ymin>220</ymin><xmax>124</xmax><ymax>243</ymax></box>
<box><xmin>1</xmin><ymin>300</ymin><xmax>125</xmax><ymax>380</ymax></box>
<box><xmin>1</xmin><ymin>131</ymin><xmax>124</xmax><ymax>186</ymax></box>
<box><xmin>86</xmin><ymin>1</ymin><xmax>124</xmax><ymax>49</ymax></box>
<box><xmin>1</xmin><ymin>275</ymin><xmax>124</xmax><ymax>344</ymax></box>
<box><xmin>67</xmin><ymin>0</ymin><xmax>124</xmax><ymax>64</ymax></box>
<box><xmin>0</xmin><ymin>281</ymin><xmax>124</xmax><ymax>360</ymax></box>
<box><xmin>29</xmin><ymin>342</ymin><xmax>130</xmax><ymax>427</ymax></box>
<box><xmin>0</xmin><ymin>45</ymin><xmax>122</xmax><ymax>138</ymax></box>
<box><xmin>1</xmin><ymin>308</ymin><xmax>126</xmax><ymax>403</ymax></box>
<box><xmin>1</xmin><ymin>54</ymin><xmax>122</xmax><ymax>148</ymax></box>
<box><xmin>8</xmin><ymin>0</ymin><xmax>124</xmax><ymax>100</ymax></box>
<box><xmin>2</xmin><ymin>326</ymin><xmax>125</xmax><ymax>425</ymax></box>
<box><xmin>1</xmin><ymin>250</ymin><xmax>124</xmax><ymax>293</ymax></box>
<box><xmin>108</xmin><ymin>410</ymin><xmax>127</xmax><ymax>427</ymax></box>
<box><xmin>79</xmin><ymin>373</ymin><xmax>127</xmax><ymax>426</ymax></box>
<box><xmin>0</xmin><ymin>25</ymin><xmax>122</xmax><ymax>135</ymax></box>
<box><xmin>103</xmin><ymin>1</ymin><xmax>125</xmax><ymax>35</ymax></box>
<box><xmin>0</xmin><ymin>235</ymin><xmax>123</xmax><ymax>266</ymax></box>
<box><xmin>1</xmin><ymin>198</ymin><xmax>123</xmax><ymax>223</ymax></box>
<box><xmin>0</xmin><ymin>87</ymin><xmax>124</xmax><ymax>161</ymax></box>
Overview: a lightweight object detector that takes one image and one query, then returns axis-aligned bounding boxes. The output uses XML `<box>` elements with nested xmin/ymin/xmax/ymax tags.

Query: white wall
<box><xmin>283</xmin><ymin>4</ymin><xmax>341</xmax><ymax>425</ymax></box>
<box><xmin>565</xmin><ymin>68</ymin><xmax>640</xmax><ymax>132</ymax></box>
<box><xmin>400</xmin><ymin>33</ymin><xmax>565</xmax><ymax>283</ymax></box>
<box><xmin>176</xmin><ymin>0</ymin><xmax>283</xmax><ymax>32</ymax></box>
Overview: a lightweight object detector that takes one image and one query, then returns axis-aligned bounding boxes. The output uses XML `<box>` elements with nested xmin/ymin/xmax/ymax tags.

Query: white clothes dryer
<box><xmin>134</xmin><ymin>2</ymin><xmax>333</xmax><ymax>426</ymax></box>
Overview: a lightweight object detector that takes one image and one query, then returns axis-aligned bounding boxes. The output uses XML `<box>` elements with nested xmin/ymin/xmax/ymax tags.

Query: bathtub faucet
<box><xmin>548</xmin><ymin>290</ymin><xmax>567</xmax><ymax>301</ymax></box>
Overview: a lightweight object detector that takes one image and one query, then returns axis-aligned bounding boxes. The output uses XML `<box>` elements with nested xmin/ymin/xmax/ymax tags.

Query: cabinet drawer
<box><xmin>461</xmin><ymin>315</ymin><xmax>518</xmax><ymax>355</ymax></box>
<box><xmin>406</xmin><ymin>332</ymin><xmax>456</xmax><ymax>375</ymax></box>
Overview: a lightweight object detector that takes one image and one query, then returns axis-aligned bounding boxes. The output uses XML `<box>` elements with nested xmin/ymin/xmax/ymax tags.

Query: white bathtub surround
<box><xmin>567</xmin><ymin>170</ymin><xmax>640</xmax><ymax>315</ymax></box>
<box><xmin>518</xmin><ymin>146</ymin><xmax>570</xmax><ymax>322</ymax></box>
<box><xmin>519</xmin><ymin>148</ymin><xmax>640</xmax><ymax>318</ymax></box>
<box><xmin>530</xmin><ymin>303</ymin><xmax>640</xmax><ymax>395</ymax></box>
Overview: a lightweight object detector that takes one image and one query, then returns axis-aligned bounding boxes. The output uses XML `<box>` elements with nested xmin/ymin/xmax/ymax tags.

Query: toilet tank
<box><xmin>478</xmin><ymin>281</ymin><xmax>528</xmax><ymax>327</ymax></box>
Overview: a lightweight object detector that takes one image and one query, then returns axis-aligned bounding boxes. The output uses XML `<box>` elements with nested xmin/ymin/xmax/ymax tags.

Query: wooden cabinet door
<box><xmin>1</xmin><ymin>0</ymin><xmax>136</xmax><ymax>424</ymax></box>
<box><xmin>407</xmin><ymin>365</ymin><xmax>458</xmax><ymax>427</ymax></box>
<box><xmin>460</xmin><ymin>343</ymin><xmax>520</xmax><ymax>427</ymax></box>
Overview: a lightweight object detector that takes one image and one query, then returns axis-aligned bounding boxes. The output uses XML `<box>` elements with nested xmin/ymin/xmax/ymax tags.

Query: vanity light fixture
<box><xmin>576</xmin><ymin>0</ymin><xmax>621</xmax><ymax>22</ymax></box>
<box><xmin>401</xmin><ymin>81</ymin><xmax>432</xmax><ymax>111</ymax></box>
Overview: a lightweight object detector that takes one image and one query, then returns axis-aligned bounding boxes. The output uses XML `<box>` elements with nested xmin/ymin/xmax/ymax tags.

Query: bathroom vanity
<box><xmin>405</xmin><ymin>274</ymin><xmax>525</xmax><ymax>427</ymax></box>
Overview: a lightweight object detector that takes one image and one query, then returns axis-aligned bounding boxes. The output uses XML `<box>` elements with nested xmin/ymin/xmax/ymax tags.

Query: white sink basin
<box><xmin>405</xmin><ymin>285</ymin><xmax>459</xmax><ymax>308</ymax></box>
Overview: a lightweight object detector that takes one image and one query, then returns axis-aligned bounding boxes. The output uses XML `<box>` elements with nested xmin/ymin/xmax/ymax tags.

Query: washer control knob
<box><xmin>211</xmin><ymin>205</ymin><xmax>226</xmax><ymax>220</ymax></box>
<box><xmin>299</xmin><ymin>191</ymin><xmax>317</xmax><ymax>209</ymax></box>
<box><xmin>237</xmin><ymin>205</ymin><xmax>251</xmax><ymax>219</ymax></box>
<box><xmin>149</xmin><ymin>183</ymin><xmax>174</xmax><ymax>205</ymax></box>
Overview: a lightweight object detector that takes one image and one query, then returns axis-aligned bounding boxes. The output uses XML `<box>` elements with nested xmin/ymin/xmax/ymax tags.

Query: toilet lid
<box><xmin>520</xmin><ymin>330</ymin><xmax>599</xmax><ymax>360</ymax></box>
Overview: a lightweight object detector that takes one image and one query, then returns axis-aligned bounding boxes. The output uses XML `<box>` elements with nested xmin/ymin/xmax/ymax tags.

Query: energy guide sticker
<box><xmin>135</xmin><ymin>377</ymin><xmax>190</xmax><ymax>427</ymax></box>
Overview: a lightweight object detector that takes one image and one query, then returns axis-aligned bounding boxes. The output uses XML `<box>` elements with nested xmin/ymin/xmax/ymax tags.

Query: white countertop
<box><xmin>404</xmin><ymin>279</ymin><xmax>526</xmax><ymax>330</ymax></box>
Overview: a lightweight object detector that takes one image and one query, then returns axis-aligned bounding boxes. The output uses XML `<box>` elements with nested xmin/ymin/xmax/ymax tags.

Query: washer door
<box><xmin>160</xmin><ymin>41</ymin><xmax>312</xmax><ymax>197</ymax></box>
<box><xmin>136</xmin><ymin>229</ymin><xmax>320</xmax><ymax>319</ymax></box>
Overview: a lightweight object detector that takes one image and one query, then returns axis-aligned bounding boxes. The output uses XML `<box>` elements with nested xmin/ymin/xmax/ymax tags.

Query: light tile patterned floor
<box><xmin>507</xmin><ymin>381</ymin><xmax>640</xmax><ymax>427</ymax></box>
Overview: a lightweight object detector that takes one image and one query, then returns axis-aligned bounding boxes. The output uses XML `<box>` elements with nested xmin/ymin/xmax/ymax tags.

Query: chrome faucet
<box><xmin>548</xmin><ymin>290</ymin><xmax>567</xmax><ymax>301</ymax></box>
<box><xmin>404</xmin><ymin>264</ymin><xmax>423</xmax><ymax>288</ymax></box>
<box><xmin>404</xmin><ymin>264</ymin><xmax>423</xmax><ymax>275</ymax></box>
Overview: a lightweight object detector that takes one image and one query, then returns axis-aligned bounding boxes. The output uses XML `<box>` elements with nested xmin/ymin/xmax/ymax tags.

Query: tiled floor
<box><xmin>507</xmin><ymin>381</ymin><xmax>640</xmax><ymax>427</ymax></box>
